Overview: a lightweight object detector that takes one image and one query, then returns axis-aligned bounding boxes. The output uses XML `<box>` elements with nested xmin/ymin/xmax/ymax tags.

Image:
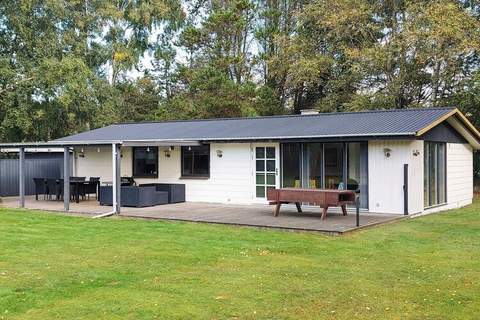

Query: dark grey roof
<box><xmin>54</xmin><ymin>107</ymin><xmax>456</xmax><ymax>142</ymax></box>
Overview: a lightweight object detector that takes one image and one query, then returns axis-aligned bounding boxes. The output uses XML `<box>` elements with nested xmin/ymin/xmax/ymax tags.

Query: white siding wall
<box><xmin>423</xmin><ymin>143</ymin><xmax>473</xmax><ymax>214</ymax></box>
<box><xmin>75</xmin><ymin>143</ymin><xmax>263</xmax><ymax>204</ymax></box>
<box><xmin>368</xmin><ymin>140</ymin><xmax>424</xmax><ymax>214</ymax></box>
<box><xmin>74</xmin><ymin>146</ymin><xmax>132</xmax><ymax>181</ymax></box>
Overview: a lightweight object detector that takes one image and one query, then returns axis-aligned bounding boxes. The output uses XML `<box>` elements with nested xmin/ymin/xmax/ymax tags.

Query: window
<box><xmin>181</xmin><ymin>145</ymin><xmax>210</xmax><ymax>177</ymax></box>
<box><xmin>424</xmin><ymin>142</ymin><xmax>446</xmax><ymax>208</ymax></box>
<box><xmin>132</xmin><ymin>147</ymin><xmax>158</xmax><ymax>178</ymax></box>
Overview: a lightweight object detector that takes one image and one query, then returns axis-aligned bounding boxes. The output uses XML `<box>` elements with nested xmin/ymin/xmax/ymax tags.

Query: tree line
<box><xmin>0</xmin><ymin>0</ymin><xmax>480</xmax><ymax>143</ymax></box>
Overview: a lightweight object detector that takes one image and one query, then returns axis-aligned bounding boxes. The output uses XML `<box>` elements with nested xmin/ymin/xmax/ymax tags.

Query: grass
<box><xmin>0</xmin><ymin>202</ymin><xmax>479</xmax><ymax>320</ymax></box>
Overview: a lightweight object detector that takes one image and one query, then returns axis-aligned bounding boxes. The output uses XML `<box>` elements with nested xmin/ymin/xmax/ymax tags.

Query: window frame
<box><xmin>132</xmin><ymin>146</ymin><xmax>159</xmax><ymax>178</ymax></box>
<box><xmin>181</xmin><ymin>144</ymin><xmax>210</xmax><ymax>178</ymax></box>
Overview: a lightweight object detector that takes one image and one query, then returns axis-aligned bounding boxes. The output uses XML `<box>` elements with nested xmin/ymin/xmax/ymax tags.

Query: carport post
<box><xmin>63</xmin><ymin>147</ymin><xmax>70</xmax><ymax>211</ymax></box>
<box><xmin>19</xmin><ymin>147</ymin><xmax>25</xmax><ymax>208</ymax></box>
<box><xmin>112</xmin><ymin>143</ymin><xmax>121</xmax><ymax>214</ymax></box>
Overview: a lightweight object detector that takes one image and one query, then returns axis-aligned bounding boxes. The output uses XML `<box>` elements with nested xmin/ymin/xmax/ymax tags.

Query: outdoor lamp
<box><xmin>164</xmin><ymin>149</ymin><xmax>171</xmax><ymax>158</ymax></box>
<box><xmin>384</xmin><ymin>148</ymin><xmax>392</xmax><ymax>158</ymax></box>
<box><xmin>216</xmin><ymin>150</ymin><xmax>223</xmax><ymax>158</ymax></box>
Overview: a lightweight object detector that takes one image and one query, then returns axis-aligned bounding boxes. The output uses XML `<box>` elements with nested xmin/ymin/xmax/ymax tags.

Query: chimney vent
<box><xmin>300</xmin><ymin>109</ymin><xmax>319</xmax><ymax>115</ymax></box>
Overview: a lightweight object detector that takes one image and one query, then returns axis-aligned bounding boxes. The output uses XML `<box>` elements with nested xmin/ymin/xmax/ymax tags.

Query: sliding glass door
<box><xmin>424</xmin><ymin>142</ymin><xmax>446</xmax><ymax>208</ymax></box>
<box><xmin>280</xmin><ymin>142</ymin><xmax>368</xmax><ymax>208</ymax></box>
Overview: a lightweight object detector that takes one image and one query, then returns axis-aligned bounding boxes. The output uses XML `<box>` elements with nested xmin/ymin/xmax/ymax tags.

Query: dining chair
<box><xmin>33</xmin><ymin>178</ymin><xmax>47</xmax><ymax>200</ymax></box>
<box><xmin>46</xmin><ymin>179</ymin><xmax>61</xmax><ymax>200</ymax></box>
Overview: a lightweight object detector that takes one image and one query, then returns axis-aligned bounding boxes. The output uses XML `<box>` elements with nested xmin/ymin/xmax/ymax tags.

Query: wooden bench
<box><xmin>267</xmin><ymin>188</ymin><xmax>357</xmax><ymax>219</ymax></box>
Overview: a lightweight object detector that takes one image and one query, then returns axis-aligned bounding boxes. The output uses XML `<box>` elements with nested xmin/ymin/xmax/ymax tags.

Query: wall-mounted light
<box><xmin>216</xmin><ymin>149</ymin><xmax>223</xmax><ymax>158</ymax></box>
<box><xmin>384</xmin><ymin>148</ymin><xmax>392</xmax><ymax>158</ymax></box>
<box><xmin>412</xmin><ymin>149</ymin><xmax>420</xmax><ymax>156</ymax></box>
<box><xmin>147</xmin><ymin>147</ymin><xmax>150</xmax><ymax>152</ymax></box>
<box><xmin>78</xmin><ymin>147</ymin><xmax>85</xmax><ymax>158</ymax></box>
<box><xmin>97</xmin><ymin>147</ymin><xmax>101</xmax><ymax>153</ymax></box>
<box><xmin>164</xmin><ymin>149</ymin><xmax>171</xmax><ymax>158</ymax></box>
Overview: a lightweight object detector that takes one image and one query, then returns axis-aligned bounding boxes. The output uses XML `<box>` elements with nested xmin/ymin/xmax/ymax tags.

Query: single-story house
<box><xmin>1</xmin><ymin>107</ymin><xmax>479</xmax><ymax>215</ymax></box>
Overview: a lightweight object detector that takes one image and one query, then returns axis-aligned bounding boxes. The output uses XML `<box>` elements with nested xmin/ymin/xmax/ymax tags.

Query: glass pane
<box><xmin>437</xmin><ymin>143</ymin><xmax>446</xmax><ymax>204</ymax></box>
<box><xmin>266</xmin><ymin>160</ymin><xmax>275</xmax><ymax>172</ymax></box>
<box><xmin>266</xmin><ymin>173</ymin><xmax>275</xmax><ymax>185</ymax></box>
<box><xmin>429</xmin><ymin>143</ymin><xmax>438</xmax><ymax>205</ymax></box>
<box><xmin>424</xmin><ymin>143</ymin><xmax>430</xmax><ymax>207</ymax></box>
<box><xmin>256</xmin><ymin>185</ymin><xmax>265</xmax><ymax>198</ymax></box>
<box><xmin>324</xmin><ymin>143</ymin><xmax>344</xmax><ymax>189</ymax></box>
<box><xmin>281</xmin><ymin>143</ymin><xmax>301</xmax><ymax>188</ymax></box>
<box><xmin>266</xmin><ymin>147</ymin><xmax>275</xmax><ymax>159</ymax></box>
<box><xmin>194</xmin><ymin>153</ymin><xmax>210</xmax><ymax>175</ymax></box>
<box><xmin>133</xmin><ymin>147</ymin><xmax>158</xmax><ymax>176</ymax></box>
<box><xmin>256</xmin><ymin>173</ymin><xmax>265</xmax><ymax>184</ymax></box>
<box><xmin>307</xmin><ymin>143</ymin><xmax>322</xmax><ymax>189</ymax></box>
<box><xmin>256</xmin><ymin>160</ymin><xmax>265</xmax><ymax>172</ymax></box>
<box><xmin>182</xmin><ymin>145</ymin><xmax>210</xmax><ymax>176</ymax></box>
<box><xmin>256</xmin><ymin>147</ymin><xmax>265</xmax><ymax>159</ymax></box>
<box><xmin>347</xmin><ymin>143</ymin><xmax>360</xmax><ymax>191</ymax></box>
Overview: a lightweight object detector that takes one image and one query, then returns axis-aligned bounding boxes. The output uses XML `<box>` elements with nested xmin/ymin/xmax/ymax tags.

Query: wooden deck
<box><xmin>0</xmin><ymin>196</ymin><xmax>404</xmax><ymax>234</ymax></box>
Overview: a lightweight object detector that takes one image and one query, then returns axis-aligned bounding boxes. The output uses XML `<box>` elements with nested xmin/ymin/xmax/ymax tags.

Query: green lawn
<box><xmin>0</xmin><ymin>202</ymin><xmax>479</xmax><ymax>320</ymax></box>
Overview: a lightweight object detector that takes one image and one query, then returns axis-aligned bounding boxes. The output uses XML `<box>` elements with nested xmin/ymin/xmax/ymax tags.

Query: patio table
<box><xmin>267</xmin><ymin>188</ymin><xmax>357</xmax><ymax>219</ymax></box>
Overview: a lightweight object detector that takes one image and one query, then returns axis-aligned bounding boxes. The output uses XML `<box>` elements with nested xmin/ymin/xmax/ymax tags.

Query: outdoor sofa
<box><xmin>138</xmin><ymin>183</ymin><xmax>185</xmax><ymax>203</ymax></box>
<box><xmin>99</xmin><ymin>186</ymin><xmax>168</xmax><ymax>207</ymax></box>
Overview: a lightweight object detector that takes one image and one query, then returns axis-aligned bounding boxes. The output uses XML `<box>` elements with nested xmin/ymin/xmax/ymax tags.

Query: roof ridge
<box><xmin>114</xmin><ymin>107</ymin><xmax>455</xmax><ymax>126</ymax></box>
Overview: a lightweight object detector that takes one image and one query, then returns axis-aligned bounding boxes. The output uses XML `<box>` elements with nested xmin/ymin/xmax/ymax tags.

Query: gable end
<box><xmin>420</xmin><ymin>121</ymin><xmax>468</xmax><ymax>144</ymax></box>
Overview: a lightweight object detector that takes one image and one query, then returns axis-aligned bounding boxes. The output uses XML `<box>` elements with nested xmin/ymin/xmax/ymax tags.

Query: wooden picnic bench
<box><xmin>266</xmin><ymin>188</ymin><xmax>357</xmax><ymax>219</ymax></box>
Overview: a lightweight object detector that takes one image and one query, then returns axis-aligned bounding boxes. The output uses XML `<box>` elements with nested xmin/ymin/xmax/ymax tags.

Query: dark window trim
<box><xmin>181</xmin><ymin>144</ymin><xmax>210</xmax><ymax>178</ymax></box>
<box><xmin>132</xmin><ymin>146</ymin><xmax>159</xmax><ymax>178</ymax></box>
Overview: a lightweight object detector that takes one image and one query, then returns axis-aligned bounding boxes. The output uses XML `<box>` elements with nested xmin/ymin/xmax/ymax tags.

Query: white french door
<box><xmin>252</xmin><ymin>143</ymin><xmax>279</xmax><ymax>202</ymax></box>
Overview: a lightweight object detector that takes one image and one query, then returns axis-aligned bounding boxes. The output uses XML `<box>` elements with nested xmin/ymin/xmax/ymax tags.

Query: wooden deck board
<box><xmin>0</xmin><ymin>196</ymin><xmax>403</xmax><ymax>234</ymax></box>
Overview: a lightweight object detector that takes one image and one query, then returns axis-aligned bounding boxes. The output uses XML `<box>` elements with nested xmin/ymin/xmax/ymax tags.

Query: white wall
<box><xmin>422</xmin><ymin>143</ymin><xmax>473</xmax><ymax>215</ymax></box>
<box><xmin>368</xmin><ymin>140</ymin><xmax>424</xmax><ymax>214</ymax></box>
<box><xmin>75</xmin><ymin>143</ymin><xmax>270</xmax><ymax>204</ymax></box>
<box><xmin>74</xmin><ymin>146</ymin><xmax>132</xmax><ymax>181</ymax></box>
<box><xmin>369</xmin><ymin>140</ymin><xmax>474</xmax><ymax>216</ymax></box>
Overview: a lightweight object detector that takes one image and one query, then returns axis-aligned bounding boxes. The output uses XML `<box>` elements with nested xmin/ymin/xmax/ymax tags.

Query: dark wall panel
<box><xmin>421</xmin><ymin>122</ymin><xmax>468</xmax><ymax>144</ymax></box>
<box><xmin>0</xmin><ymin>156</ymin><xmax>63</xmax><ymax>197</ymax></box>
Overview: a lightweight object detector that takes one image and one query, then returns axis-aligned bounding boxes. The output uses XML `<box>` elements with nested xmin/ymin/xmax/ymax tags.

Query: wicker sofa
<box><xmin>99</xmin><ymin>186</ymin><xmax>168</xmax><ymax>207</ymax></box>
<box><xmin>138</xmin><ymin>183</ymin><xmax>185</xmax><ymax>203</ymax></box>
